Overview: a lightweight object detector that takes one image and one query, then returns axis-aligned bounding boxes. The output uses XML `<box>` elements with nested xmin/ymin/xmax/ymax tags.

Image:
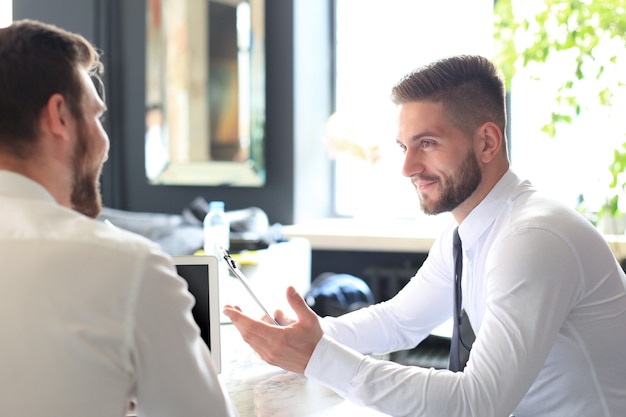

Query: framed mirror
<box><xmin>145</xmin><ymin>0</ymin><xmax>265</xmax><ymax>186</ymax></box>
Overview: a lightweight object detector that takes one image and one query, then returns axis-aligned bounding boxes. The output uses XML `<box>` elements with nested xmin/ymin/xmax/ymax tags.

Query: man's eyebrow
<box><xmin>402</xmin><ymin>132</ymin><xmax>440</xmax><ymax>143</ymax></box>
<box><xmin>414</xmin><ymin>130</ymin><xmax>442</xmax><ymax>139</ymax></box>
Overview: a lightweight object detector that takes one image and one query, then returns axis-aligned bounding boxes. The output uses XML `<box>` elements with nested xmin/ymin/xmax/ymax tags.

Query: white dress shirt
<box><xmin>0</xmin><ymin>171</ymin><xmax>238</xmax><ymax>417</ymax></box>
<box><xmin>305</xmin><ymin>170</ymin><xmax>626</xmax><ymax>417</ymax></box>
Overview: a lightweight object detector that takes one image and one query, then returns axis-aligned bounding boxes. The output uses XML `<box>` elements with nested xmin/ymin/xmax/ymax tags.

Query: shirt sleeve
<box><xmin>130</xmin><ymin>246</ymin><xmax>238</xmax><ymax>417</ymax></box>
<box><xmin>305</xmin><ymin>227</ymin><xmax>582</xmax><ymax>417</ymax></box>
<box><xmin>321</xmin><ymin>230</ymin><xmax>455</xmax><ymax>355</ymax></box>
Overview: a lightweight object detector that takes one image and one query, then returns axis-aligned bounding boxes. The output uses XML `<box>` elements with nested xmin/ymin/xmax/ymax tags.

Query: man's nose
<box><xmin>401</xmin><ymin>149</ymin><xmax>424</xmax><ymax>178</ymax></box>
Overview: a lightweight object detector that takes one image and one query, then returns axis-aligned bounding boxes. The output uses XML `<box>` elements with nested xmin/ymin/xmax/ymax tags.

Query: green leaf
<box><xmin>494</xmin><ymin>0</ymin><xmax>626</xmax><ymax>222</ymax></box>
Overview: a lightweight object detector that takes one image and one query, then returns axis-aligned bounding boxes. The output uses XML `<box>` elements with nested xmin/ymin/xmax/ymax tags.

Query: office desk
<box><xmin>281</xmin><ymin>217</ymin><xmax>447</xmax><ymax>253</ymax></box>
<box><xmin>220</xmin><ymin>324</ymin><xmax>388</xmax><ymax>417</ymax></box>
<box><xmin>282</xmin><ymin>217</ymin><xmax>626</xmax><ymax>260</ymax></box>
<box><xmin>216</xmin><ymin>238</ymin><xmax>388</xmax><ymax>415</ymax></box>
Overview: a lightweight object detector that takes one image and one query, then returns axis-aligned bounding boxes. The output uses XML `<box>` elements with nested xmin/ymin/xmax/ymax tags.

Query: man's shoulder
<box><xmin>54</xmin><ymin>207</ymin><xmax>166</xmax><ymax>261</ymax></box>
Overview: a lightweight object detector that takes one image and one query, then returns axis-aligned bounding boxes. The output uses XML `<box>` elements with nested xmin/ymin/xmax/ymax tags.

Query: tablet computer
<box><xmin>220</xmin><ymin>247</ymin><xmax>279</xmax><ymax>325</ymax></box>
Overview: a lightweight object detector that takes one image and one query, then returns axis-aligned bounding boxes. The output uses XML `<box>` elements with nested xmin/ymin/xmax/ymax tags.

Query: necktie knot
<box><xmin>453</xmin><ymin>227</ymin><xmax>461</xmax><ymax>248</ymax></box>
<box><xmin>453</xmin><ymin>228</ymin><xmax>462</xmax><ymax>279</ymax></box>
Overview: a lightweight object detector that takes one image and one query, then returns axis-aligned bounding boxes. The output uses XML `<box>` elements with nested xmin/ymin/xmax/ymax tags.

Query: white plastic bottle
<box><xmin>203</xmin><ymin>201</ymin><xmax>230</xmax><ymax>259</ymax></box>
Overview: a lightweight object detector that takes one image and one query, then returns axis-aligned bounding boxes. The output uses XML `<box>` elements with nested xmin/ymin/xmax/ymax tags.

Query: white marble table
<box><xmin>219</xmin><ymin>324</ymin><xmax>389</xmax><ymax>417</ymax></box>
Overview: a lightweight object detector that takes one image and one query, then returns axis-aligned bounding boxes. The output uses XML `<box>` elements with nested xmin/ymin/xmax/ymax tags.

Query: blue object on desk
<box><xmin>305</xmin><ymin>273</ymin><xmax>375</xmax><ymax>317</ymax></box>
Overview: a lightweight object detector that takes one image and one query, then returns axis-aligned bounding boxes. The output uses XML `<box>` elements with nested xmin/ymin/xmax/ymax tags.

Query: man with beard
<box><xmin>0</xmin><ymin>20</ymin><xmax>237</xmax><ymax>417</ymax></box>
<box><xmin>225</xmin><ymin>55</ymin><xmax>626</xmax><ymax>416</ymax></box>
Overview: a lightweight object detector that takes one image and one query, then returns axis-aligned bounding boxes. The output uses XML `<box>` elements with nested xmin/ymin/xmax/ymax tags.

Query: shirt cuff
<box><xmin>304</xmin><ymin>334</ymin><xmax>364</xmax><ymax>397</ymax></box>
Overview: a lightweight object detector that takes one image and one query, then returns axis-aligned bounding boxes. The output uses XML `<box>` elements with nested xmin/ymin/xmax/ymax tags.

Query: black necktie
<box><xmin>449</xmin><ymin>228</ymin><xmax>475</xmax><ymax>372</ymax></box>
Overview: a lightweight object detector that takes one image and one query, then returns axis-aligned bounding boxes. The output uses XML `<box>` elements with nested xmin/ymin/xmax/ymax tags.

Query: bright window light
<box><xmin>333</xmin><ymin>0</ymin><xmax>625</xmax><ymax>223</ymax></box>
<box><xmin>333</xmin><ymin>0</ymin><xmax>493</xmax><ymax>219</ymax></box>
<box><xmin>504</xmin><ymin>2</ymin><xmax>626</xmax><ymax>217</ymax></box>
<box><xmin>0</xmin><ymin>0</ymin><xmax>12</xmax><ymax>28</ymax></box>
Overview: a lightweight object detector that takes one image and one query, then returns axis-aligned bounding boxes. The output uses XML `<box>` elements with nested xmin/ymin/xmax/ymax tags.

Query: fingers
<box><xmin>225</xmin><ymin>288</ymin><xmax>316</xmax><ymax>328</ymax></box>
<box><xmin>223</xmin><ymin>306</ymin><xmax>275</xmax><ymax>350</ymax></box>
<box><xmin>286</xmin><ymin>286</ymin><xmax>318</xmax><ymax>324</ymax></box>
<box><xmin>223</xmin><ymin>304</ymin><xmax>242</xmax><ymax>313</ymax></box>
<box><xmin>273</xmin><ymin>309</ymin><xmax>289</xmax><ymax>326</ymax></box>
<box><xmin>273</xmin><ymin>309</ymin><xmax>298</xmax><ymax>326</ymax></box>
<box><xmin>225</xmin><ymin>304</ymin><xmax>279</xmax><ymax>325</ymax></box>
<box><xmin>223</xmin><ymin>305</ymin><xmax>260</xmax><ymax>329</ymax></box>
<box><xmin>261</xmin><ymin>314</ymin><xmax>278</xmax><ymax>325</ymax></box>
<box><xmin>224</xmin><ymin>289</ymin><xmax>323</xmax><ymax>374</ymax></box>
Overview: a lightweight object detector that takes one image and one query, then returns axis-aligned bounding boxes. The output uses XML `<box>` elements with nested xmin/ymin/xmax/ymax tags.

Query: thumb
<box><xmin>286</xmin><ymin>286</ymin><xmax>317</xmax><ymax>322</ymax></box>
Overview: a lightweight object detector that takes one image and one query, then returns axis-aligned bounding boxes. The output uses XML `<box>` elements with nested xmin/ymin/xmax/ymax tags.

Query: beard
<box><xmin>70</xmin><ymin>120</ymin><xmax>103</xmax><ymax>219</ymax></box>
<box><xmin>417</xmin><ymin>150</ymin><xmax>482</xmax><ymax>215</ymax></box>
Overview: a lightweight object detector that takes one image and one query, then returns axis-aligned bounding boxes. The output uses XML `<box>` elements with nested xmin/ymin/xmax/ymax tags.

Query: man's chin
<box><xmin>419</xmin><ymin>196</ymin><xmax>439</xmax><ymax>216</ymax></box>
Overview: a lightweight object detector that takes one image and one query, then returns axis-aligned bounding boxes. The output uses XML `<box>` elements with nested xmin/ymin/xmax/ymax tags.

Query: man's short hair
<box><xmin>391</xmin><ymin>55</ymin><xmax>507</xmax><ymax>140</ymax></box>
<box><xmin>0</xmin><ymin>19</ymin><xmax>103</xmax><ymax>157</ymax></box>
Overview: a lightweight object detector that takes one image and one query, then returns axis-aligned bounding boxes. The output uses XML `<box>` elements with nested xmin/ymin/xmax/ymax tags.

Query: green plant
<box><xmin>494</xmin><ymin>0</ymin><xmax>626</xmax><ymax>219</ymax></box>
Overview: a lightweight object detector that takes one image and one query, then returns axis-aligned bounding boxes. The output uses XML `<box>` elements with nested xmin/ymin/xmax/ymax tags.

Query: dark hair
<box><xmin>0</xmin><ymin>19</ymin><xmax>103</xmax><ymax>157</ymax></box>
<box><xmin>391</xmin><ymin>55</ymin><xmax>507</xmax><ymax>140</ymax></box>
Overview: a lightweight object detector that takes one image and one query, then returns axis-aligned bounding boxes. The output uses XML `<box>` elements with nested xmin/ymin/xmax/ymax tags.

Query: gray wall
<box><xmin>14</xmin><ymin>0</ymin><xmax>333</xmax><ymax>225</ymax></box>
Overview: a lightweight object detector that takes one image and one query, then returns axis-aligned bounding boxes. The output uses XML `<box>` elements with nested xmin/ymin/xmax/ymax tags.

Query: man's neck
<box><xmin>0</xmin><ymin>155</ymin><xmax>71</xmax><ymax>209</ymax></box>
<box><xmin>452</xmin><ymin>163</ymin><xmax>510</xmax><ymax>224</ymax></box>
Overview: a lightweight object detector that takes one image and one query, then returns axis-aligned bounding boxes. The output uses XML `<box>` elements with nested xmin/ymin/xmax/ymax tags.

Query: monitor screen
<box><xmin>173</xmin><ymin>255</ymin><xmax>221</xmax><ymax>373</ymax></box>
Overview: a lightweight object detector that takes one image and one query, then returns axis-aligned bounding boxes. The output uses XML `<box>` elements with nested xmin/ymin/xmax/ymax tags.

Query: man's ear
<box><xmin>476</xmin><ymin>121</ymin><xmax>503</xmax><ymax>164</ymax></box>
<box><xmin>40</xmin><ymin>93</ymin><xmax>73</xmax><ymax>143</ymax></box>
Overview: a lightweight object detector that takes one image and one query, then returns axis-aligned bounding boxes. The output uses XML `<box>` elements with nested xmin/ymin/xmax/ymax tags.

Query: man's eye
<box><xmin>398</xmin><ymin>144</ymin><xmax>407</xmax><ymax>153</ymax></box>
<box><xmin>421</xmin><ymin>140</ymin><xmax>434</xmax><ymax>148</ymax></box>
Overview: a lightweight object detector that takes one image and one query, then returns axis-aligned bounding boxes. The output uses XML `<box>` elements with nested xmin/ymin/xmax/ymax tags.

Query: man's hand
<box><xmin>223</xmin><ymin>286</ymin><xmax>323</xmax><ymax>374</ymax></box>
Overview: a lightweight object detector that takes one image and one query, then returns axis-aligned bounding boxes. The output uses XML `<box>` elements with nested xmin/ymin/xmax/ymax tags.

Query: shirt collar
<box><xmin>457</xmin><ymin>169</ymin><xmax>529</xmax><ymax>251</ymax></box>
<box><xmin>0</xmin><ymin>170</ymin><xmax>57</xmax><ymax>204</ymax></box>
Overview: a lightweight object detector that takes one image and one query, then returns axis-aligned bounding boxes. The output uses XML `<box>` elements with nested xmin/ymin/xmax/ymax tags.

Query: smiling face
<box><xmin>396</xmin><ymin>101</ymin><xmax>482</xmax><ymax>216</ymax></box>
<box><xmin>69</xmin><ymin>69</ymin><xmax>109</xmax><ymax>218</ymax></box>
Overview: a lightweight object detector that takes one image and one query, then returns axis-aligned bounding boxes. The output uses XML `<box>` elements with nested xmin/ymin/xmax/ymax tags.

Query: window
<box><xmin>0</xmin><ymin>0</ymin><xmax>12</xmax><ymax>28</ymax></box>
<box><xmin>332</xmin><ymin>0</ymin><xmax>494</xmax><ymax>219</ymax></box>
<box><xmin>332</xmin><ymin>0</ymin><xmax>626</xmax><ymax>226</ymax></box>
<box><xmin>508</xmin><ymin>50</ymin><xmax>625</xmax><ymax>214</ymax></box>
<box><xmin>501</xmin><ymin>0</ymin><xmax>626</xmax><ymax>221</ymax></box>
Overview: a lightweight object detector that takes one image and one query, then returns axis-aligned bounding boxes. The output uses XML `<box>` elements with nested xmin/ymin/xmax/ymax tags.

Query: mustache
<box><xmin>411</xmin><ymin>174</ymin><xmax>439</xmax><ymax>183</ymax></box>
